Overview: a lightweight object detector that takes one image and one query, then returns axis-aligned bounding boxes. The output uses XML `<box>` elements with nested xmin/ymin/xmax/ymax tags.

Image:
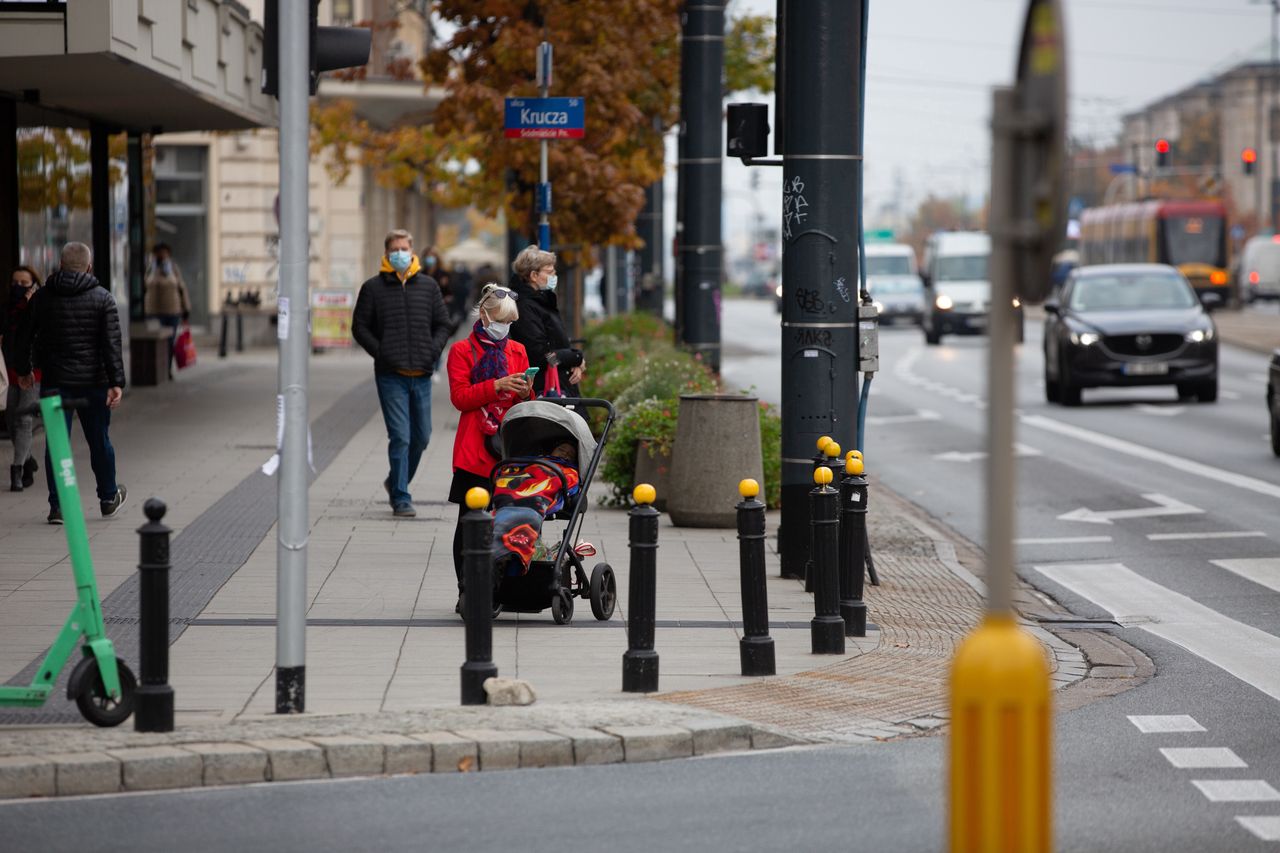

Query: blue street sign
<box><xmin>504</xmin><ymin>97</ymin><xmax>585</xmax><ymax>139</ymax></box>
<box><xmin>1109</xmin><ymin>163</ymin><xmax>1138</xmax><ymax>175</ymax></box>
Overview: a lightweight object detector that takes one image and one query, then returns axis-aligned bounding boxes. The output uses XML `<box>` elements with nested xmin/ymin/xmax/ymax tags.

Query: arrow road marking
<box><xmin>934</xmin><ymin>443</ymin><xmax>1043</xmax><ymax>463</ymax></box>
<box><xmin>1057</xmin><ymin>493</ymin><xmax>1204</xmax><ymax>525</ymax></box>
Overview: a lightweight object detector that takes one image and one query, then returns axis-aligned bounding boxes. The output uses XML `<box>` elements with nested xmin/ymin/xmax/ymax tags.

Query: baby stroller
<box><xmin>486</xmin><ymin>397</ymin><xmax>618</xmax><ymax>624</ymax></box>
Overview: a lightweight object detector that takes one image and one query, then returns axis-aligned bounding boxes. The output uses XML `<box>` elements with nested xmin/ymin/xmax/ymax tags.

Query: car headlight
<box><xmin>935</xmin><ymin>294</ymin><xmax>954</xmax><ymax>310</ymax></box>
<box><xmin>1012</xmin><ymin>297</ymin><xmax>1022</xmax><ymax>308</ymax></box>
<box><xmin>873</xmin><ymin>300</ymin><xmax>884</xmax><ymax>313</ymax></box>
<box><xmin>1185</xmin><ymin>327</ymin><xmax>1214</xmax><ymax>343</ymax></box>
<box><xmin>1070</xmin><ymin>331</ymin><xmax>1099</xmax><ymax>346</ymax></box>
<box><xmin>775</xmin><ymin>284</ymin><xmax>783</xmax><ymax>298</ymax></box>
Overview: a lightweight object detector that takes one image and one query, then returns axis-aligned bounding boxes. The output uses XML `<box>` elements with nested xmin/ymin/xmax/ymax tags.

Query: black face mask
<box><xmin>10</xmin><ymin>283</ymin><xmax>31</xmax><ymax>301</ymax></box>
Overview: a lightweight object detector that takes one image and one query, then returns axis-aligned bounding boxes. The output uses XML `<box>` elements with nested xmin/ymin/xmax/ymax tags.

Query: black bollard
<box><xmin>622</xmin><ymin>484</ymin><xmax>660</xmax><ymax>692</ymax></box>
<box><xmin>809</xmin><ymin>467</ymin><xmax>845</xmax><ymax>654</ymax></box>
<box><xmin>235</xmin><ymin>310</ymin><xmax>245</xmax><ymax>353</ymax></box>
<box><xmin>218</xmin><ymin>312</ymin><xmax>229</xmax><ymax>359</ymax></box>
<box><xmin>135</xmin><ymin>498</ymin><xmax>174</xmax><ymax>732</ymax></box>
<box><xmin>460</xmin><ymin>487</ymin><xmax>497</xmax><ymax>705</ymax></box>
<box><xmin>839</xmin><ymin>456</ymin><xmax>869</xmax><ymax>637</ymax></box>
<box><xmin>806</xmin><ymin>438</ymin><xmax>842</xmax><ymax>593</ymax></box>
<box><xmin>736</xmin><ymin>479</ymin><xmax>776</xmax><ymax>676</ymax></box>
<box><xmin>846</xmin><ymin>451</ymin><xmax>880</xmax><ymax>587</ymax></box>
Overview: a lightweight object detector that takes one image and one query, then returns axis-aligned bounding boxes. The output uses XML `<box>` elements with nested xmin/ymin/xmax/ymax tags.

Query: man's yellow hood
<box><xmin>381</xmin><ymin>253</ymin><xmax>422</xmax><ymax>282</ymax></box>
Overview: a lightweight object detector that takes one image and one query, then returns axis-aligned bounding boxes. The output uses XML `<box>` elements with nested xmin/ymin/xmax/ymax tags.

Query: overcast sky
<box><xmin>683</xmin><ymin>0</ymin><xmax>1277</xmax><ymax>267</ymax></box>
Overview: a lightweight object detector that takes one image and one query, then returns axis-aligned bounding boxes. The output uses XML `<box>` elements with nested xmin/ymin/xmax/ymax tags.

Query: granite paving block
<box><xmin>366</xmin><ymin>733</ymin><xmax>432</xmax><ymax>775</ymax></box>
<box><xmin>453</xmin><ymin>729</ymin><xmax>521</xmax><ymax>771</ymax></box>
<box><xmin>246</xmin><ymin>738</ymin><xmax>327</xmax><ymax>782</ymax></box>
<box><xmin>681</xmin><ymin>719</ymin><xmax>754</xmax><ymax>755</ymax></box>
<box><xmin>0</xmin><ymin>755</ymin><xmax>55</xmax><ymax>799</ymax></box>
<box><xmin>603</xmin><ymin>725</ymin><xmax>694</xmax><ymax>763</ymax></box>
<box><xmin>309</xmin><ymin>736</ymin><xmax>385</xmax><ymax>778</ymax></box>
<box><xmin>548</xmin><ymin>728</ymin><xmax>624</xmax><ymax>766</ymax></box>
<box><xmin>183</xmin><ymin>742</ymin><xmax>268</xmax><ymax>786</ymax></box>
<box><xmin>108</xmin><ymin>746</ymin><xmax>202</xmax><ymax>791</ymax></box>
<box><xmin>410</xmin><ymin>732</ymin><xmax>478</xmax><ymax>773</ymax></box>
<box><xmin>516</xmin><ymin>731</ymin><xmax>574</xmax><ymax>768</ymax></box>
<box><xmin>49</xmin><ymin>752</ymin><xmax>121</xmax><ymax>796</ymax></box>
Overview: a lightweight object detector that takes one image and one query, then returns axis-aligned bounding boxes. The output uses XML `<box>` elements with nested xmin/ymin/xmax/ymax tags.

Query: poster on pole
<box><xmin>311</xmin><ymin>290</ymin><xmax>354</xmax><ymax>349</ymax></box>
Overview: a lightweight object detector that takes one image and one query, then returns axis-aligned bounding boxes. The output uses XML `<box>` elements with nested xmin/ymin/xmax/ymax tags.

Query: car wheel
<box><xmin>1271</xmin><ymin>404</ymin><xmax>1280</xmax><ymax>457</ymax></box>
<box><xmin>1044</xmin><ymin>366</ymin><xmax>1060</xmax><ymax>403</ymax></box>
<box><xmin>925</xmin><ymin>324</ymin><xmax>941</xmax><ymax>346</ymax></box>
<box><xmin>1196</xmin><ymin>378</ymin><xmax>1218</xmax><ymax>403</ymax></box>
<box><xmin>1058</xmin><ymin>349</ymin><xmax>1081</xmax><ymax>406</ymax></box>
<box><xmin>1176</xmin><ymin>382</ymin><xmax>1196</xmax><ymax>401</ymax></box>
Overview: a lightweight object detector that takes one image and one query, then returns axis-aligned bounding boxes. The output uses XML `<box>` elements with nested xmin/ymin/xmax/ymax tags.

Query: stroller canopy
<box><xmin>500</xmin><ymin>401</ymin><xmax>597</xmax><ymax>467</ymax></box>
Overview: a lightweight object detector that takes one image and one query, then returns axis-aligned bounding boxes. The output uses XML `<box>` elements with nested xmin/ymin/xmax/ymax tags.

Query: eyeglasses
<box><xmin>479</xmin><ymin>285</ymin><xmax>517</xmax><ymax>301</ymax></box>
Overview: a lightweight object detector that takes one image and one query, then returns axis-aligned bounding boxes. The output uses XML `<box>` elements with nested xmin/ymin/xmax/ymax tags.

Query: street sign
<box><xmin>504</xmin><ymin>97</ymin><xmax>585</xmax><ymax>139</ymax></box>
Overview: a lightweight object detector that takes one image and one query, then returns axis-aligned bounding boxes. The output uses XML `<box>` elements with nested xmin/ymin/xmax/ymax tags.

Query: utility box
<box><xmin>726</xmin><ymin>103</ymin><xmax>770</xmax><ymax>160</ymax></box>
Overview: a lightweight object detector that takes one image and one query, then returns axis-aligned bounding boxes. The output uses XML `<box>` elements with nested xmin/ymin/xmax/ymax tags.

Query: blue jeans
<box><xmin>375</xmin><ymin>372</ymin><xmax>432</xmax><ymax>506</ymax></box>
<box><xmin>43</xmin><ymin>387</ymin><xmax>118</xmax><ymax>508</ymax></box>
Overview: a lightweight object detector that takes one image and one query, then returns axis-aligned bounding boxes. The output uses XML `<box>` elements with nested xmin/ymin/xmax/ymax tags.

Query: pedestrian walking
<box><xmin>352</xmin><ymin>229</ymin><xmax>453</xmax><ymax>518</ymax></box>
<box><xmin>3</xmin><ymin>265</ymin><xmax>43</xmax><ymax>492</ymax></box>
<box><xmin>446</xmin><ymin>284</ymin><xmax>530</xmax><ymax>611</ymax></box>
<box><xmin>12</xmin><ymin>243</ymin><xmax>126</xmax><ymax>524</ymax></box>
<box><xmin>143</xmin><ymin>243</ymin><xmax>191</xmax><ymax>379</ymax></box>
<box><xmin>508</xmin><ymin>245</ymin><xmax>586</xmax><ymax>396</ymax></box>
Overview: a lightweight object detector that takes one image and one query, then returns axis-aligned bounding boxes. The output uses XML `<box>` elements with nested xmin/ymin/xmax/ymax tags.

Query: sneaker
<box><xmin>101</xmin><ymin>486</ymin><xmax>128</xmax><ymax>519</ymax></box>
<box><xmin>392</xmin><ymin>501</ymin><xmax>416</xmax><ymax>518</ymax></box>
<box><xmin>47</xmin><ymin>507</ymin><xmax>63</xmax><ymax>525</ymax></box>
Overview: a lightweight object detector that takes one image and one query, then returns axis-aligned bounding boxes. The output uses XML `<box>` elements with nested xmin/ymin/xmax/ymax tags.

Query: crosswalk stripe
<box><xmin>1237</xmin><ymin>816</ymin><xmax>1280</xmax><ymax>841</ymax></box>
<box><xmin>1212</xmin><ymin>558</ymin><xmax>1280</xmax><ymax>595</ymax></box>
<box><xmin>1037</xmin><ymin>563</ymin><xmax>1280</xmax><ymax>702</ymax></box>
<box><xmin>1160</xmin><ymin>747</ymin><xmax>1247</xmax><ymax>769</ymax></box>
<box><xmin>1128</xmin><ymin>715</ymin><xmax>1205</xmax><ymax>733</ymax></box>
<box><xmin>1148</xmin><ymin>532</ymin><xmax>1267</xmax><ymax>541</ymax></box>
<box><xmin>1193</xmin><ymin>780</ymin><xmax>1280</xmax><ymax>802</ymax></box>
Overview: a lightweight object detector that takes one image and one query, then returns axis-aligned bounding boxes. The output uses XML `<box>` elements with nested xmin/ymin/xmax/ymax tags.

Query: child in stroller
<box><xmin>490</xmin><ymin>439</ymin><xmax>580</xmax><ymax>576</ymax></box>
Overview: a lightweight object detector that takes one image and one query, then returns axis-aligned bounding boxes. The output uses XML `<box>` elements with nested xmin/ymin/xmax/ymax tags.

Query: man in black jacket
<box><xmin>352</xmin><ymin>229</ymin><xmax>453</xmax><ymax>518</ymax></box>
<box><xmin>14</xmin><ymin>242</ymin><xmax>127</xmax><ymax>525</ymax></box>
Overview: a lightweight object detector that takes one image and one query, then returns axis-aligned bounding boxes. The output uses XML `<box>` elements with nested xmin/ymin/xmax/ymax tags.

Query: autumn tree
<box><xmin>905</xmin><ymin>194</ymin><xmax>983</xmax><ymax>262</ymax></box>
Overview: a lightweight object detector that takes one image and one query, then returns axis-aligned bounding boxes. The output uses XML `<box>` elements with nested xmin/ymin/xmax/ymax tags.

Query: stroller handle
<box><xmin>534</xmin><ymin>397</ymin><xmax>616</xmax><ymax>423</ymax></box>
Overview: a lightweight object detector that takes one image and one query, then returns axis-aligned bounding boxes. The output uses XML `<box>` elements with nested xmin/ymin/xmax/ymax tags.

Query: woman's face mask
<box><xmin>485</xmin><ymin>320</ymin><xmax>511</xmax><ymax>340</ymax></box>
<box><xmin>388</xmin><ymin>250</ymin><xmax>413</xmax><ymax>273</ymax></box>
<box><xmin>543</xmin><ymin>273</ymin><xmax>558</xmax><ymax>292</ymax></box>
<box><xmin>424</xmin><ymin>255</ymin><xmax>438</xmax><ymax>270</ymax></box>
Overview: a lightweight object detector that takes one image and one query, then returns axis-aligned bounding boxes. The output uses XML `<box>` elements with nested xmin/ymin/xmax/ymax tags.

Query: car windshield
<box><xmin>1067</xmin><ymin>274</ymin><xmax>1198</xmax><ymax>312</ymax></box>
<box><xmin>935</xmin><ymin>255</ymin><xmax>988</xmax><ymax>281</ymax></box>
<box><xmin>871</xmin><ymin>279</ymin><xmax>920</xmax><ymax>294</ymax></box>
<box><xmin>866</xmin><ymin>256</ymin><xmax>913</xmax><ymax>276</ymax></box>
<box><xmin>1161</xmin><ymin>216</ymin><xmax>1225</xmax><ymax>267</ymax></box>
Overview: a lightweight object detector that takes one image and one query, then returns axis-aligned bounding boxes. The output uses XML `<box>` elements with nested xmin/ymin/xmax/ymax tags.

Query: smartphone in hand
<box><xmin>523</xmin><ymin>367</ymin><xmax>540</xmax><ymax>381</ymax></box>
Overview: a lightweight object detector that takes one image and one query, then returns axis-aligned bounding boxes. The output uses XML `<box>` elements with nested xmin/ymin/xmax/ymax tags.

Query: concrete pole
<box><xmin>676</xmin><ymin>1</ymin><xmax>724</xmax><ymax>371</ymax></box>
<box><xmin>777</xmin><ymin>0</ymin><xmax>862</xmax><ymax>578</ymax></box>
<box><xmin>276</xmin><ymin>0</ymin><xmax>310</xmax><ymax>714</ymax></box>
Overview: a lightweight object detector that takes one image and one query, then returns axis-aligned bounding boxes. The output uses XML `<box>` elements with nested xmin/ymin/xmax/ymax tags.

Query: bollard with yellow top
<box><xmin>837</xmin><ymin>454</ymin><xmax>869</xmax><ymax>637</ymax></box>
<box><xmin>459</xmin><ymin>487</ymin><xmax>497</xmax><ymax>705</ymax></box>
<box><xmin>622</xmin><ymin>484</ymin><xmax>661</xmax><ymax>692</ymax></box>
<box><xmin>805</xmin><ymin>440</ymin><xmax>844</xmax><ymax>593</ymax></box>
<box><xmin>808</xmin><ymin>466</ymin><xmax>845</xmax><ymax>654</ymax></box>
<box><xmin>846</xmin><ymin>450</ymin><xmax>880</xmax><ymax>587</ymax></box>
<box><xmin>735</xmin><ymin>478</ymin><xmax>776</xmax><ymax>676</ymax></box>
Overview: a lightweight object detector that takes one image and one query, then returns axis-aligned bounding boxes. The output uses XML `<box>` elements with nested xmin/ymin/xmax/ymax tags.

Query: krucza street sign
<box><xmin>504</xmin><ymin>97</ymin><xmax>585</xmax><ymax>139</ymax></box>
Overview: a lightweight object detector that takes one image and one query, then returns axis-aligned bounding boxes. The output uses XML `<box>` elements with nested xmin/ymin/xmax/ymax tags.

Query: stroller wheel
<box><xmin>590</xmin><ymin>563</ymin><xmax>617</xmax><ymax>621</ymax></box>
<box><xmin>551</xmin><ymin>589</ymin><xmax>574</xmax><ymax>625</ymax></box>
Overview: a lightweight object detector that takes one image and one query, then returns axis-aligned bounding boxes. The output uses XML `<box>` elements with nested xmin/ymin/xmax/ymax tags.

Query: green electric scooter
<box><xmin>0</xmin><ymin>394</ymin><xmax>136</xmax><ymax>726</ymax></box>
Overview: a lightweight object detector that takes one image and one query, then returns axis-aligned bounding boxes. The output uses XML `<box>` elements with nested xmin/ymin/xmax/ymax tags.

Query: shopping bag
<box><xmin>175</xmin><ymin>324</ymin><xmax>197</xmax><ymax>370</ymax></box>
<box><xmin>542</xmin><ymin>363</ymin><xmax>563</xmax><ymax>398</ymax></box>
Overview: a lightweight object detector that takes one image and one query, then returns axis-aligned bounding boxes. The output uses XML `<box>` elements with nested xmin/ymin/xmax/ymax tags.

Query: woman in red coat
<box><xmin>447</xmin><ymin>283</ymin><xmax>531</xmax><ymax>608</ymax></box>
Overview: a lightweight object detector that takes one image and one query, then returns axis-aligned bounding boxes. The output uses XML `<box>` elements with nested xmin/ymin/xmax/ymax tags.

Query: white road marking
<box><xmin>1147</xmin><ymin>531</ymin><xmax>1267</xmax><ymax>541</ymax></box>
<box><xmin>1014</xmin><ymin>536</ymin><xmax>1113</xmax><ymax>545</ymax></box>
<box><xmin>1057</xmin><ymin>493</ymin><xmax>1204</xmax><ymax>525</ymax></box>
<box><xmin>1040</xmin><ymin>563</ymin><xmax>1280</xmax><ymax>702</ymax></box>
<box><xmin>1220</xmin><ymin>389</ymin><xmax>1242</xmax><ymax>401</ymax></box>
<box><xmin>1211</xmin><ymin>558</ymin><xmax>1280</xmax><ymax>594</ymax></box>
<box><xmin>1135</xmin><ymin>404</ymin><xmax>1187</xmax><ymax>417</ymax></box>
<box><xmin>1160</xmin><ymin>747</ymin><xmax>1247</xmax><ymax>769</ymax></box>
<box><xmin>1128</xmin><ymin>715</ymin><xmax>1206</xmax><ymax>733</ymax></box>
<box><xmin>1237</xmin><ymin>816</ymin><xmax>1280</xmax><ymax>841</ymax></box>
<box><xmin>934</xmin><ymin>444</ymin><xmax>1042</xmax><ymax>463</ymax></box>
<box><xmin>865</xmin><ymin>410</ymin><xmax>942</xmax><ymax>426</ymax></box>
<box><xmin>1021</xmin><ymin>415</ymin><xmax>1280</xmax><ymax>501</ymax></box>
<box><xmin>1193</xmin><ymin>780</ymin><xmax>1280</xmax><ymax>802</ymax></box>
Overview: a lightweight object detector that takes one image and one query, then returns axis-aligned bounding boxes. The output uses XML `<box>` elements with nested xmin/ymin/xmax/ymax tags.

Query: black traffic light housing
<box><xmin>1243</xmin><ymin>147</ymin><xmax>1258</xmax><ymax>176</ymax></box>
<box><xmin>1155</xmin><ymin>138</ymin><xmax>1170</xmax><ymax>169</ymax></box>
<box><xmin>262</xmin><ymin>0</ymin><xmax>372</xmax><ymax>97</ymax></box>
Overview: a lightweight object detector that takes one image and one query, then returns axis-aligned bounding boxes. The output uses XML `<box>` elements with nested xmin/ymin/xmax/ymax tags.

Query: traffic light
<box><xmin>1155</xmin><ymin>138</ymin><xmax>1170</xmax><ymax>169</ymax></box>
<box><xmin>1243</xmin><ymin>147</ymin><xmax>1258</xmax><ymax>176</ymax></box>
<box><xmin>262</xmin><ymin>0</ymin><xmax>372</xmax><ymax>97</ymax></box>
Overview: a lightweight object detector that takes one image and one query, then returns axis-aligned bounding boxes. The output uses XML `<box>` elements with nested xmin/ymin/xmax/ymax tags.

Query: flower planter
<box><xmin>633</xmin><ymin>437</ymin><xmax>671</xmax><ymax>512</ymax></box>
<box><xmin>667</xmin><ymin>394</ymin><xmax>763</xmax><ymax>528</ymax></box>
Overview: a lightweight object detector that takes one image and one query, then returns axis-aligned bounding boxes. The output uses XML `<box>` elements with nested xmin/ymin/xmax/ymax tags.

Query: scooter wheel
<box><xmin>73</xmin><ymin>658</ymin><xmax>136</xmax><ymax>728</ymax></box>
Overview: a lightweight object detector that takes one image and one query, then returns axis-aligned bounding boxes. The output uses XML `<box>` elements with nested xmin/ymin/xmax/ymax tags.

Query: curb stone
<box><xmin>408</xmin><ymin>731</ymin><xmax>476</xmax><ymax>773</ymax></box>
<box><xmin>107</xmin><ymin>746</ymin><xmax>202</xmax><ymax>792</ymax></box>
<box><xmin>0</xmin><ymin>756</ymin><xmax>54</xmax><ymax>799</ymax></box>
<box><xmin>245</xmin><ymin>738</ymin><xmax>325</xmax><ymax>782</ymax></box>
<box><xmin>547</xmin><ymin>727</ymin><xmax>623</xmax><ymax>765</ymax></box>
<box><xmin>366</xmin><ymin>733</ymin><xmax>433</xmax><ymax>775</ymax></box>
<box><xmin>603</xmin><ymin>725</ymin><xmax>694</xmax><ymax>763</ymax></box>
<box><xmin>49</xmin><ymin>752</ymin><xmax>121</xmax><ymax>796</ymax></box>
<box><xmin>310</xmin><ymin>735</ymin><xmax>385</xmax><ymax>778</ymax></box>
<box><xmin>182</xmin><ymin>743</ymin><xmax>267</xmax><ymax>786</ymax></box>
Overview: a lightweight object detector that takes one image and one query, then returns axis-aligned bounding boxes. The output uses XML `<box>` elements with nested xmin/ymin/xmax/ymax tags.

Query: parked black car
<box><xmin>1268</xmin><ymin>349</ymin><xmax>1280</xmax><ymax>456</ymax></box>
<box><xmin>1043</xmin><ymin>264</ymin><xmax>1218</xmax><ymax>406</ymax></box>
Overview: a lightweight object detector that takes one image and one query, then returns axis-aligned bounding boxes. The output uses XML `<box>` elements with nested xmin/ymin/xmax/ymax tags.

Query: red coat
<box><xmin>448</xmin><ymin>331</ymin><xmax>530</xmax><ymax>477</ymax></box>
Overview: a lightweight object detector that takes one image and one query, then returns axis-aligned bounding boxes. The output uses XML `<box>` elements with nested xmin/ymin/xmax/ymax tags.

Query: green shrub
<box><xmin>583</xmin><ymin>312</ymin><xmax>669</xmax><ymax>348</ymax></box>
<box><xmin>599</xmin><ymin>397</ymin><xmax>680</xmax><ymax>507</ymax></box>
<box><xmin>758</xmin><ymin>401</ymin><xmax>781</xmax><ymax>509</ymax></box>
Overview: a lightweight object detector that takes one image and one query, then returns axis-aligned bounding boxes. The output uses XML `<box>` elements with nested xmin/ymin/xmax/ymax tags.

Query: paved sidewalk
<box><xmin>0</xmin><ymin>341</ymin><xmax>1131</xmax><ymax>798</ymax></box>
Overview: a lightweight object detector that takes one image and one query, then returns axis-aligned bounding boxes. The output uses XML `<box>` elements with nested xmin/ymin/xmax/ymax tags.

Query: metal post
<box><xmin>0</xmin><ymin>98</ymin><xmax>16</xmax><ymax>285</ymax></box>
<box><xmin>778</xmin><ymin>0</ymin><xmax>863</xmax><ymax>580</ymax></box>
<box><xmin>637</xmin><ymin>144</ymin><xmax>665</xmax><ymax>317</ymax></box>
<box><xmin>460</xmin><ymin>488</ymin><xmax>497</xmax><ymax>705</ymax></box>
<box><xmin>838</xmin><ymin>459</ymin><xmax>869</xmax><ymax>637</ymax></box>
<box><xmin>538</xmin><ymin>41</ymin><xmax>552</xmax><ymax>250</ymax></box>
<box><xmin>275</xmin><ymin>0</ymin><xmax>310</xmax><ymax>714</ymax></box>
<box><xmin>677</xmin><ymin>1</ymin><xmax>724</xmax><ymax>372</ymax></box>
<box><xmin>736</xmin><ymin>479</ymin><xmax>776</xmax><ymax>676</ymax></box>
<box><xmin>622</xmin><ymin>486</ymin><xmax>660</xmax><ymax>692</ymax></box>
<box><xmin>135</xmin><ymin>498</ymin><xmax>174</xmax><ymax>732</ymax></box>
<box><xmin>89</xmin><ymin>123</ymin><xmax>113</xmax><ymax>299</ymax></box>
<box><xmin>127</xmin><ymin>133</ymin><xmax>147</xmax><ymax>322</ymax></box>
<box><xmin>218</xmin><ymin>313</ymin><xmax>229</xmax><ymax>359</ymax></box>
<box><xmin>809</xmin><ymin>467</ymin><xmax>844</xmax><ymax>654</ymax></box>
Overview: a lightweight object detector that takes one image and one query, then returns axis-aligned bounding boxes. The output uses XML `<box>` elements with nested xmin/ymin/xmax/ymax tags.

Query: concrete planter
<box><xmin>633</xmin><ymin>438</ymin><xmax>671</xmax><ymax>512</ymax></box>
<box><xmin>667</xmin><ymin>394</ymin><xmax>763</xmax><ymax>528</ymax></box>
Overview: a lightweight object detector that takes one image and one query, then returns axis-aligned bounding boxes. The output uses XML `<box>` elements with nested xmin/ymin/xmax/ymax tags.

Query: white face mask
<box><xmin>485</xmin><ymin>320</ymin><xmax>511</xmax><ymax>340</ymax></box>
<box><xmin>544</xmin><ymin>273</ymin><xmax>558</xmax><ymax>292</ymax></box>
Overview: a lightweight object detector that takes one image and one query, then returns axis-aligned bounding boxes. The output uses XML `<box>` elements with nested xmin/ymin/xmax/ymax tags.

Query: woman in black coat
<box><xmin>508</xmin><ymin>245</ymin><xmax>586</xmax><ymax>396</ymax></box>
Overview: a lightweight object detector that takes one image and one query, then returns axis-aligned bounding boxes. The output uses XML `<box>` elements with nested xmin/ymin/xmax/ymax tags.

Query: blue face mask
<box><xmin>544</xmin><ymin>274</ymin><xmax>558</xmax><ymax>292</ymax></box>
<box><xmin>424</xmin><ymin>256</ymin><xmax>438</xmax><ymax>270</ymax></box>
<box><xmin>388</xmin><ymin>250</ymin><xmax>413</xmax><ymax>273</ymax></box>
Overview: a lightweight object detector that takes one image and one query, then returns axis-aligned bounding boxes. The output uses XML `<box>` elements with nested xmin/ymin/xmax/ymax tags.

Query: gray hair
<box><xmin>384</xmin><ymin>229</ymin><xmax>413</xmax><ymax>252</ymax></box>
<box><xmin>61</xmin><ymin>242</ymin><xmax>92</xmax><ymax>273</ymax></box>
<box><xmin>512</xmin><ymin>244</ymin><xmax>556</xmax><ymax>281</ymax></box>
<box><xmin>474</xmin><ymin>282</ymin><xmax>519</xmax><ymax>323</ymax></box>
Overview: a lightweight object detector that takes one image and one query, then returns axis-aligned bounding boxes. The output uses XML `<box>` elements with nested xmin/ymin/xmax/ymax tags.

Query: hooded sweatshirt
<box><xmin>13</xmin><ymin>269</ymin><xmax>125</xmax><ymax>389</ymax></box>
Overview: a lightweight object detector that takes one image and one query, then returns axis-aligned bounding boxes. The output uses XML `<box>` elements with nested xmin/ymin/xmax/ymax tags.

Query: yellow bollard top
<box><xmin>465</xmin><ymin>487</ymin><xmax>490</xmax><ymax>510</ymax></box>
<box><xmin>847</xmin><ymin>449</ymin><xmax>863</xmax><ymax>462</ymax></box>
<box><xmin>633</xmin><ymin>483</ymin><xmax>657</xmax><ymax>505</ymax></box>
<box><xmin>813</xmin><ymin>466</ymin><xmax>833</xmax><ymax>486</ymax></box>
<box><xmin>824</xmin><ymin>441</ymin><xmax>841</xmax><ymax>459</ymax></box>
<box><xmin>816</xmin><ymin>435</ymin><xmax>833</xmax><ymax>452</ymax></box>
<box><xmin>845</xmin><ymin>455</ymin><xmax>865</xmax><ymax>475</ymax></box>
<box><xmin>738</xmin><ymin>478</ymin><xmax>760</xmax><ymax>498</ymax></box>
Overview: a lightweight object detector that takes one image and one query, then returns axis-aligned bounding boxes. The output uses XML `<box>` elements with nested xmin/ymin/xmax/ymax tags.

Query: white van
<box><xmin>1237</xmin><ymin>235</ymin><xmax>1280</xmax><ymax>302</ymax></box>
<box><xmin>865</xmin><ymin>242</ymin><xmax>925</xmax><ymax>325</ymax></box>
<box><xmin>921</xmin><ymin>232</ymin><xmax>1000</xmax><ymax>345</ymax></box>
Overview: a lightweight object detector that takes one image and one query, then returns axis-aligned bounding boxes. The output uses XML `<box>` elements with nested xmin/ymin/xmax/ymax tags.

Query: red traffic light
<box><xmin>1243</xmin><ymin>147</ymin><xmax>1258</xmax><ymax>164</ymax></box>
<box><xmin>1155</xmin><ymin>139</ymin><xmax>1170</xmax><ymax>154</ymax></box>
